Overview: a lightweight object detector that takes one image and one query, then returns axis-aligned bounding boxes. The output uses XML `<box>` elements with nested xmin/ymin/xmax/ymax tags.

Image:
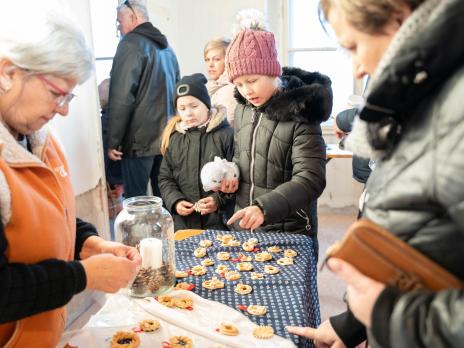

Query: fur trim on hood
<box><xmin>160</xmin><ymin>105</ymin><xmax>229</xmax><ymax>155</ymax></box>
<box><xmin>0</xmin><ymin>123</ymin><xmax>51</xmax><ymax>226</ymax></box>
<box><xmin>234</xmin><ymin>66</ymin><xmax>333</xmax><ymax>124</ymax></box>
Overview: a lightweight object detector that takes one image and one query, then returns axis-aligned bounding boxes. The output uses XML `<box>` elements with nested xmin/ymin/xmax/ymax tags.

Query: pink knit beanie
<box><xmin>225</xmin><ymin>29</ymin><xmax>282</xmax><ymax>82</ymax></box>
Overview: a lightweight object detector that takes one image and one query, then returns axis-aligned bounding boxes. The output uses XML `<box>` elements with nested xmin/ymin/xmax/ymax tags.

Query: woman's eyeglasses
<box><xmin>37</xmin><ymin>75</ymin><xmax>75</xmax><ymax>108</ymax></box>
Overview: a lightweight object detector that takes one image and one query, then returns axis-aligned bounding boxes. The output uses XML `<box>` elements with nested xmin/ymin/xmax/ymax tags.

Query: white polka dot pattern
<box><xmin>176</xmin><ymin>229</ymin><xmax>320</xmax><ymax>348</ymax></box>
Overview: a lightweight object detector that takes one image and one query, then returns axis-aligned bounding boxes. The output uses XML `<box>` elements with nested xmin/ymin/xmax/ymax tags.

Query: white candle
<box><xmin>140</xmin><ymin>238</ymin><xmax>163</xmax><ymax>269</ymax></box>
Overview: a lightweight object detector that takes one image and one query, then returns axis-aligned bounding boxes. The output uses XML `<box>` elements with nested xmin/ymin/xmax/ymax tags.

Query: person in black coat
<box><xmin>159</xmin><ymin>74</ymin><xmax>234</xmax><ymax>231</ymax></box>
<box><xmin>222</xmin><ymin>25</ymin><xmax>332</xmax><ymax>242</ymax></box>
<box><xmin>107</xmin><ymin>0</ymin><xmax>180</xmax><ymax>198</ymax></box>
<box><xmin>334</xmin><ymin>108</ymin><xmax>371</xmax><ymax>184</ymax></box>
<box><xmin>288</xmin><ymin>0</ymin><xmax>464</xmax><ymax>347</ymax></box>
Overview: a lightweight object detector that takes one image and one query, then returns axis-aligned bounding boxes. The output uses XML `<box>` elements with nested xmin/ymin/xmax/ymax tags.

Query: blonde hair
<box><xmin>160</xmin><ymin>115</ymin><xmax>181</xmax><ymax>155</ymax></box>
<box><xmin>204</xmin><ymin>38</ymin><xmax>230</xmax><ymax>58</ymax></box>
<box><xmin>319</xmin><ymin>0</ymin><xmax>425</xmax><ymax>34</ymax></box>
<box><xmin>98</xmin><ymin>78</ymin><xmax>110</xmax><ymax>108</ymax></box>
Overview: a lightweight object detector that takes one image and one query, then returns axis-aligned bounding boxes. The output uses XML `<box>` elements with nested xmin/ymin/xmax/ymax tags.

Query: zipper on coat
<box><xmin>196</xmin><ymin>131</ymin><xmax>206</xmax><ymax>229</ymax></box>
<box><xmin>249</xmin><ymin>110</ymin><xmax>263</xmax><ymax>206</ymax></box>
<box><xmin>296</xmin><ymin>209</ymin><xmax>312</xmax><ymax>231</ymax></box>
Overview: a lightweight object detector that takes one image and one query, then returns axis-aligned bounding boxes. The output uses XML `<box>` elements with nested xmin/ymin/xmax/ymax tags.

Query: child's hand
<box><xmin>227</xmin><ymin>205</ymin><xmax>264</xmax><ymax>230</ymax></box>
<box><xmin>215</xmin><ymin>178</ymin><xmax>239</xmax><ymax>193</ymax></box>
<box><xmin>176</xmin><ymin>200</ymin><xmax>194</xmax><ymax>216</ymax></box>
<box><xmin>198</xmin><ymin>197</ymin><xmax>218</xmax><ymax>215</ymax></box>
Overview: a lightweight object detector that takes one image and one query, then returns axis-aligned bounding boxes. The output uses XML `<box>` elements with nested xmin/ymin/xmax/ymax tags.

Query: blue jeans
<box><xmin>121</xmin><ymin>156</ymin><xmax>154</xmax><ymax>198</ymax></box>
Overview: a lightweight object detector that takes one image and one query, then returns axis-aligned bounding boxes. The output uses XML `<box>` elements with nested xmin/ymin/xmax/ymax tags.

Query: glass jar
<box><xmin>114</xmin><ymin>196</ymin><xmax>175</xmax><ymax>297</ymax></box>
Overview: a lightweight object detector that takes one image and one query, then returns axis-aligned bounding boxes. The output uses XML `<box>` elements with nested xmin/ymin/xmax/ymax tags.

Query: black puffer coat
<box><xmin>232</xmin><ymin>67</ymin><xmax>332</xmax><ymax>236</ymax></box>
<box><xmin>331</xmin><ymin>1</ymin><xmax>464</xmax><ymax>347</ymax></box>
<box><xmin>107</xmin><ymin>22</ymin><xmax>180</xmax><ymax>157</ymax></box>
<box><xmin>159</xmin><ymin>107</ymin><xmax>234</xmax><ymax>231</ymax></box>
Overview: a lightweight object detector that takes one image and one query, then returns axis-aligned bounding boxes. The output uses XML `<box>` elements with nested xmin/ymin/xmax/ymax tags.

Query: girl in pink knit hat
<box><xmin>222</xmin><ymin>15</ymin><xmax>333</xmax><ymax>247</ymax></box>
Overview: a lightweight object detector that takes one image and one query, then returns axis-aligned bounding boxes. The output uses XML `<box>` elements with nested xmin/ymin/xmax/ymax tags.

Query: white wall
<box><xmin>46</xmin><ymin>0</ymin><xmax>104</xmax><ymax>196</ymax></box>
<box><xmin>319</xmin><ymin>129</ymin><xmax>364</xmax><ymax>209</ymax></box>
<box><xmin>146</xmin><ymin>0</ymin><xmax>180</xmax><ymax>54</ymax></box>
<box><xmin>172</xmin><ymin>0</ymin><xmax>266</xmax><ymax>75</ymax></box>
<box><xmin>146</xmin><ymin>0</ymin><xmax>288</xmax><ymax>76</ymax></box>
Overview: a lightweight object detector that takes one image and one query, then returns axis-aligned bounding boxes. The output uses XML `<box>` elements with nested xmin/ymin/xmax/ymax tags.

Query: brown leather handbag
<box><xmin>324</xmin><ymin>219</ymin><xmax>464</xmax><ymax>291</ymax></box>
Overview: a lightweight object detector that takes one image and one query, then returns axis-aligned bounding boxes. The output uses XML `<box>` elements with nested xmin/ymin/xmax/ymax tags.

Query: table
<box><xmin>62</xmin><ymin>230</ymin><xmax>319</xmax><ymax>348</ymax></box>
<box><xmin>63</xmin><ymin>290</ymin><xmax>296</xmax><ymax>348</ymax></box>
<box><xmin>175</xmin><ymin>229</ymin><xmax>320</xmax><ymax>348</ymax></box>
<box><xmin>326</xmin><ymin>143</ymin><xmax>353</xmax><ymax>159</ymax></box>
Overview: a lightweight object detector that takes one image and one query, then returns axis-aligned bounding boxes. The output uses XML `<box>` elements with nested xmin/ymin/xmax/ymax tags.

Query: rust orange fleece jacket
<box><xmin>0</xmin><ymin>124</ymin><xmax>76</xmax><ymax>348</ymax></box>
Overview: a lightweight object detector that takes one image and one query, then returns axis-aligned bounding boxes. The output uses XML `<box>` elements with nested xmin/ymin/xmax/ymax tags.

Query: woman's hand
<box><xmin>80</xmin><ymin>236</ymin><xmax>141</xmax><ymax>264</ymax></box>
<box><xmin>81</xmin><ymin>253</ymin><xmax>139</xmax><ymax>293</ymax></box>
<box><xmin>79</xmin><ymin>238</ymin><xmax>142</xmax><ymax>293</ymax></box>
<box><xmin>328</xmin><ymin>258</ymin><xmax>385</xmax><ymax>328</ymax></box>
<box><xmin>215</xmin><ymin>178</ymin><xmax>239</xmax><ymax>193</ymax></box>
<box><xmin>98</xmin><ymin>240</ymin><xmax>142</xmax><ymax>265</ymax></box>
<box><xmin>287</xmin><ymin>319</ymin><xmax>346</xmax><ymax>348</ymax></box>
<box><xmin>197</xmin><ymin>196</ymin><xmax>218</xmax><ymax>215</ymax></box>
<box><xmin>176</xmin><ymin>200</ymin><xmax>194</xmax><ymax>216</ymax></box>
<box><xmin>227</xmin><ymin>205</ymin><xmax>264</xmax><ymax>230</ymax></box>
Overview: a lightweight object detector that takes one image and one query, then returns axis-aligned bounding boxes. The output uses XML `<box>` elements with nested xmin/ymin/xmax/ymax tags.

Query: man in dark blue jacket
<box><xmin>334</xmin><ymin>108</ymin><xmax>371</xmax><ymax>184</ymax></box>
<box><xmin>107</xmin><ymin>0</ymin><xmax>180</xmax><ymax>198</ymax></box>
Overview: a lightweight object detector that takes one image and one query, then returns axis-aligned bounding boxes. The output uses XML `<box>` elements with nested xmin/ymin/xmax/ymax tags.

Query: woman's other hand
<box><xmin>80</xmin><ymin>236</ymin><xmax>141</xmax><ymax>265</ymax></box>
<box><xmin>81</xmin><ymin>253</ymin><xmax>139</xmax><ymax>293</ymax></box>
<box><xmin>98</xmin><ymin>240</ymin><xmax>142</xmax><ymax>265</ymax></box>
<box><xmin>328</xmin><ymin>258</ymin><xmax>385</xmax><ymax>328</ymax></box>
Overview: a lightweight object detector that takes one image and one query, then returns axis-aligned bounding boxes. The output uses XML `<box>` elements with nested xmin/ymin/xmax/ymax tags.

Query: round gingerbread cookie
<box><xmin>169</xmin><ymin>336</ymin><xmax>193</xmax><ymax>348</ymax></box>
<box><xmin>139</xmin><ymin>319</ymin><xmax>160</xmax><ymax>332</ymax></box>
<box><xmin>110</xmin><ymin>331</ymin><xmax>140</xmax><ymax>348</ymax></box>
<box><xmin>253</xmin><ymin>325</ymin><xmax>274</xmax><ymax>339</ymax></box>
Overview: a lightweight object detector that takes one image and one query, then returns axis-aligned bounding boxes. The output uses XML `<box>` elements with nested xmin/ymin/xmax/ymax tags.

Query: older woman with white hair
<box><xmin>0</xmin><ymin>4</ymin><xmax>141</xmax><ymax>348</ymax></box>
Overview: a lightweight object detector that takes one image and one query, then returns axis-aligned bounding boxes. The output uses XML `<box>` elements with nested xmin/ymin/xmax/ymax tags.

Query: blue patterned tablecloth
<box><xmin>175</xmin><ymin>230</ymin><xmax>320</xmax><ymax>348</ymax></box>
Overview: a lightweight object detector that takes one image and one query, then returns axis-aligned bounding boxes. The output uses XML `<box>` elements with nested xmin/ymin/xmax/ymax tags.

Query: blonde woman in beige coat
<box><xmin>204</xmin><ymin>38</ymin><xmax>237</xmax><ymax>127</ymax></box>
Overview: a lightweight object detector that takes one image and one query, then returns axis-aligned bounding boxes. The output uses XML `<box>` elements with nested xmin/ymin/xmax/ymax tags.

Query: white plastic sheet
<box><xmin>63</xmin><ymin>290</ymin><xmax>296</xmax><ymax>348</ymax></box>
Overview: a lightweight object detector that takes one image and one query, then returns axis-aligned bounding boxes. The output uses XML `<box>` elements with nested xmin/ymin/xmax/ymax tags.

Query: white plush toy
<box><xmin>200</xmin><ymin>156</ymin><xmax>239</xmax><ymax>192</ymax></box>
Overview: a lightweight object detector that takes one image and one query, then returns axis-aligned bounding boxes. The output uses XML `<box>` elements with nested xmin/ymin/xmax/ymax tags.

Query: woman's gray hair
<box><xmin>0</xmin><ymin>9</ymin><xmax>94</xmax><ymax>84</ymax></box>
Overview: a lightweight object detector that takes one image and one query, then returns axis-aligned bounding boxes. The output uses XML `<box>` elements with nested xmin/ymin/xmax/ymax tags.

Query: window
<box><xmin>89</xmin><ymin>0</ymin><xmax>120</xmax><ymax>84</ymax></box>
<box><xmin>287</xmin><ymin>0</ymin><xmax>354</xmax><ymax>118</ymax></box>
